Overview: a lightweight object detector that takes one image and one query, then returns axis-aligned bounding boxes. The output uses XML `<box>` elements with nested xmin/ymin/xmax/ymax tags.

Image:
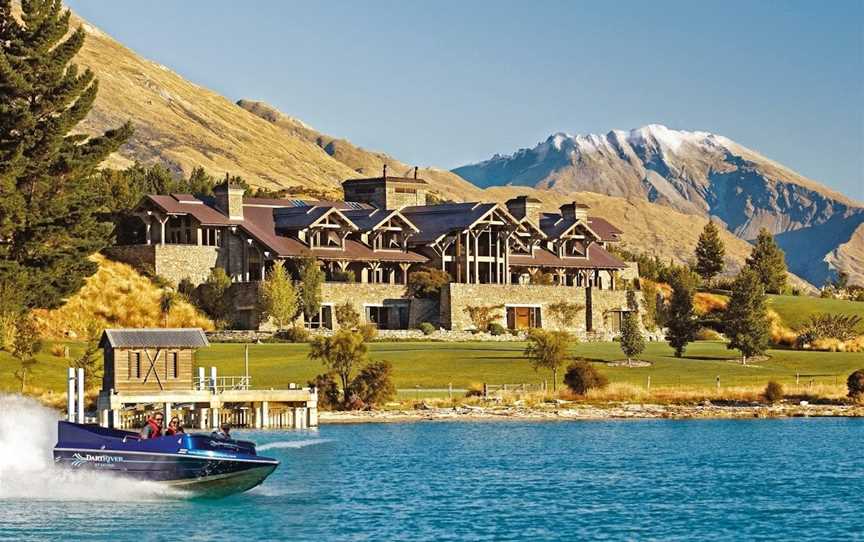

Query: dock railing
<box><xmin>196</xmin><ymin>375</ymin><xmax>252</xmax><ymax>392</ymax></box>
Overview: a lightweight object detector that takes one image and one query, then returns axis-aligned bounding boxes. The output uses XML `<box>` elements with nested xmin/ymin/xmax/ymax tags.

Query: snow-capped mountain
<box><xmin>453</xmin><ymin>125</ymin><xmax>864</xmax><ymax>286</ymax></box>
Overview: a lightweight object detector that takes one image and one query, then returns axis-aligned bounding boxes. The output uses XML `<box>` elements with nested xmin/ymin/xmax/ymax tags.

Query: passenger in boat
<box><xmin>211</xmin><ymin>422</ymin><xmax>231</xmax><ymax>440</ymax></box>
<box><xmin>165</xmin><ymin>417</ymin><xmax>184</xmax><ymax>436</ymax></box>
<box><xmin>140</xmin><ymin>412</ymin><xmax>164</xmax><ymax>439</ymax></box>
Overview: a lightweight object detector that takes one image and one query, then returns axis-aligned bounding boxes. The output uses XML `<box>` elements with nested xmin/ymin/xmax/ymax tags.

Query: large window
<box><xmin>307</xmin><ymin>305</ymin><xmax>333</xmax><ymax>329</ymax></box>
<box><xmin>605</xmin><ymin>310</ymin><xmax>631</xmax><ymax>333</ymax></box>
<box><xmin>506</xmin><ymin>306</ymin><xmax>541</xmax><ymax>330</ymax></box>
<box><xmin>365</xmin><ymin>304</ymin><xmax>409</xmax><ymax>330</ymax></box>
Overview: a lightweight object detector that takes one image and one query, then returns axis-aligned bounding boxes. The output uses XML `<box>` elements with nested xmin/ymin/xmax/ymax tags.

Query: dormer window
<box><xmin>310</xmin><ymin>229</ymin><xmax>343</xmax><ymax>249</ymax></box>
<box><xmin>373</xmin><ymin>231</ymin><xmax>403</xmax><ymax>251</ymax></box>
<box><xmin>563</xmin><ymin>239</ymin><xmax>587</xmax><ymax>258</ymax></box>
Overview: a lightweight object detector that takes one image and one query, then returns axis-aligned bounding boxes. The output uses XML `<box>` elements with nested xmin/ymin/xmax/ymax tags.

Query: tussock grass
<box><xmin>33</xmin><ymin>254</ymin><xmax>212</xmax><ymax>339</ymax></box>
<box><xmin>694</xmin><ymin>292</ymin><xmax>728</xmax><ymax>315</ymax></box>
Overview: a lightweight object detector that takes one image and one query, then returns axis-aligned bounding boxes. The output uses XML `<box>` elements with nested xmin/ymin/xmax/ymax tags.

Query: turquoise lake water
<box><xmin>1</xmin><ymin>417</ymin><xmax>862</xmax><ymax>541</ymax></box>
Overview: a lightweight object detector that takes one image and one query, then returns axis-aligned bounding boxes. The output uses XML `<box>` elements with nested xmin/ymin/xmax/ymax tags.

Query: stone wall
<box><xmin>445</xmin><ymin>283</ymin><xmax>640</xmax><ymax>338</ymax></box>
<box><xmin>105</xmin><ymin>244</ymin><xmax>218</xmax><ymax>286</ymax></box>
<box><xmin>320</xmin><ymin>282</ymin><xmax>420</xmax><ymax>328</ymax></box>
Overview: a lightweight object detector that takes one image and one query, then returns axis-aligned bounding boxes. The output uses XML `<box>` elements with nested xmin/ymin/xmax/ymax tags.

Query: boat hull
<box><xmin>53</xmin><ymin>422</ymin><xmax>279</xmax><ymax>498</ymax></box>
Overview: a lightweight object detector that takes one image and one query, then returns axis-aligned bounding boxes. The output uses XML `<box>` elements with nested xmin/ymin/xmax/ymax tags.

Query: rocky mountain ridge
<box><xmin>454</xmin><ymin>125</ymin><xmax>864</xmax><ymax>286</ymax></box>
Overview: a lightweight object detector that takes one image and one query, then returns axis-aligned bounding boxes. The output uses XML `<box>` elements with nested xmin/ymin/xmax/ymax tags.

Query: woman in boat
<box><xmin>165</xmin><ymin>417</ymin><xmax>184</xmax><ymax>436</ymax></box>
<box><xmin>139</xmin><ymin>412</ymin><xmax>164</xmax><ymax>439</ymax></box>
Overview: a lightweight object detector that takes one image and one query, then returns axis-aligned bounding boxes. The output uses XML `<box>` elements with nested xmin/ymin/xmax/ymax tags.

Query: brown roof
<box><xmin>509</xmin><ymin>244</ymin><xmax>625</xmax><ymax>269</ymax></box>
<box><xmin>587</xmin><ymin>217</ymin><xmax>623</xmax><ymax>241</ymax></box>
<box><xmin>401</xmin><ymin>202</ymin><xmax>502</xmax><ymax>244</ymax></box>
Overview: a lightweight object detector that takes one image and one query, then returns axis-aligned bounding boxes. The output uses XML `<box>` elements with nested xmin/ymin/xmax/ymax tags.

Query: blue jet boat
<box><xmin>53</xmin><ymin>421</ymin><xmax>279</xmax><ymax>498</ymax></box>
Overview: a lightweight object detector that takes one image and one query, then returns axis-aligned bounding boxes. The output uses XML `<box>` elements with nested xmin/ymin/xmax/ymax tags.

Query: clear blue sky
<box><xmin>67</xmin><ymin>0</ymin><xmax>863</xmax><ymax>200</ymax></box>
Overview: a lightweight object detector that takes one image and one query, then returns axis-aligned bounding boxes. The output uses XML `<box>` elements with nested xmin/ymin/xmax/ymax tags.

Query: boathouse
<box><xmin>96</xmin><ymin>328</ymin><xmax>318</xmax><ymax>430</ymax></box>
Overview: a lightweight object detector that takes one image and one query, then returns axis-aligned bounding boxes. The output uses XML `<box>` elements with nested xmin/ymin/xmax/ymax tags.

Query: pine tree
<box><xmin>695</xmin><ymin>221</ymin><xmax>725</xmax><ymax>283</ymax></box>
<box><xmin>0</xmin><ymin>1</ymin><xmax>132</xmax><ymax>309</ymax></box>
<box><xmin>723</xmin><ymin>267</ymin><xmax>770</xmax><ymax>365</ymax></box>
<box><xmin>258</xmin><ymin>260</ymin><xmax>298</xmax><ymax>331</ymax></box>
<box><xmin>619</xmin><ymin>311</ymin><xmax>645</xmax><ymax>366</ymax></box>
<box><xmin>746</xmin><ymin>228</ymin><xmax>788</xmax><ymax>294</ymax></box>
<box><xmin>665</xmin><ymin>267</ymin><xmax>698</xmax><ymax>357</ymax></box>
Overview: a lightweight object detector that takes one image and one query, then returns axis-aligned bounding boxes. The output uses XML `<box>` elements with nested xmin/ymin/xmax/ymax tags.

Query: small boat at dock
<box><xmin>53</xmin><ymin>421</ymin><xmax>279</xmax><ymax>498</ymax></box>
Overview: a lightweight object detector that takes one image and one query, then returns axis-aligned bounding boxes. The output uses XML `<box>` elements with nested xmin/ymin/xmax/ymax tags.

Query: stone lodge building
<box><xmin>108</xmin><ymin>172</ymin><xmax>641</xmax><ymax>336</ymax></box>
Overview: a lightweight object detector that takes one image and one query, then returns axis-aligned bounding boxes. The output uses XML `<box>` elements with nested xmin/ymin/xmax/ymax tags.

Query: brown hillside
<box><xmin>236</xmin><ymin>100</ymin><xmax>485</xmax><ymax>203</ymax></box>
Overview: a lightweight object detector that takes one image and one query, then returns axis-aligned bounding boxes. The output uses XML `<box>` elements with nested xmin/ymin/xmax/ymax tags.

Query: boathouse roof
<box><xmin>99</xmin><ymin>328</ymin><xmax>210</xmax><ymax>349</ymax></box>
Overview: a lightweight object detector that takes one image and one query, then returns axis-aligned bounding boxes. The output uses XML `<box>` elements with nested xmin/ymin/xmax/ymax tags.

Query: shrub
<box><xmin>696</xmin><ymin>327</ymin><xmax>723</xmax><ymax>341</ymax></box>
<box><xmin>50</xmin><ymin>344</ymin><xmax>66</xmax><ymax>357</ymax></box>
<box><xmin>488</xmin><ymin>322</ymin><xmax>506</xmax><ymax>336</ymax></box>
<box><xmin>407</xmin><ymin>267</ymin><xmax>451</xmax><ymax>298</ymax></box>
<box><xmin>350</xmin><ymin>361</ymin><xmax>396</xmax><ymax>408</ymax></box>
<box><xmin>359</xmin><ymin>323</ymin><xmax>378</xmax><ymax>342</ymax></box>
<box><xmin>564</xmin><ymin>361</ymin><xmax>609</xmax><ymax>396</ymax></box>
<box><xmin>847</xmin><ymin>369</ymin><xmax>864</xmax><ymax>399</ymax></box>
<box><xmin>308</xmin><ymin>373</ymin><xmax>341</xmax><ymax>410</ymax></box>
<box><xmin>465</xmin><ymin>383</ymin><xmax>484</xmax><ymax>397</ymax></box>
<box><xmin>763</xmin><ymin>381</ymin><xmax>784</xmax><ymax>404</ymax></box>
<box><xmin>278</xmin><ymin>326</ymin><xmax>309</xmax><ymax>343</ymax></box>
<box><xmin>797</xmin><ymin>313</ymin><xmax>862</xmax><ymax>345</ymax></box>
<box><xmin>464</xmin><ymin>304</ymin><xmax>503</xmax><ymax>331</ymax></box>
<box><xmin>418</xmin><ymin>322</ymin><xmax>435</xmax><ymax>336</ymax></box>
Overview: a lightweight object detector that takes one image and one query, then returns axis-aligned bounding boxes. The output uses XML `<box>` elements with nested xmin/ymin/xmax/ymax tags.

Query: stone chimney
<box><xmin>506</xmin><ymin>195</ymin><xmax>542</xmax><ymax>225</ymax></box>
<box><xmin>214</xmin><ymin>174</ymin><xmax>245</xmax><ymax>220</ymax></box>
<box><xmin>560</xmin><ymin>201</ymin><xmax>589</xmax><ymax>222</ymax></box>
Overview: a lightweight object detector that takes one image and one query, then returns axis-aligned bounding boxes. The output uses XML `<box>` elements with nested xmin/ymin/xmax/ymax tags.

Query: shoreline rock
<box><xmin>318</xmin><ymin>403</ymin><xmax>864</xmax><ymax>424</ymax></box>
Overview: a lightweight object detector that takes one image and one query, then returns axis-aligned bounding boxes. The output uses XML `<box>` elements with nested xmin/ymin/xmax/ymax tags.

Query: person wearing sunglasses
<box><xmin>165</xmin><ymin>417</ymin><xmax>185</xmax><ymax>436</ymax></box>
<box><xmin>139</xmin><ymin>411</ymin><xmax>164</xmax><ymax>439</ymax></box>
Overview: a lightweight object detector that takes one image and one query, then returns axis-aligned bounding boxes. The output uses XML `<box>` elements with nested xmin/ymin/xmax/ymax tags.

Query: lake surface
<box><xmin>1</xmin><ymin>415</ymin><xmax>862</xmax><ymax>541</ymax></box>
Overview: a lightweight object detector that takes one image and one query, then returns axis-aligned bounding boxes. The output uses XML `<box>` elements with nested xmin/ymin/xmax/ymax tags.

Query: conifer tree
<box><xmin>695</xmin><ymin>220</ymin><xmax>725</xmax><ymax>283</ymax></box>
<box><xmin>723</xmin><ymin>267</ymin><xmax>770</xmax><ymax>365</ymax></box>
<box><xmin>665</xmin><ymin>267</ymin><xmax>698</xmax><ymax>357</ymax></box>
<box><xmin>746</xmin><ymin>228</ymin><xmax>788</xmax><ymax>294</ymax></box>
<box><xmin>0</xmin><ymin>1</ymin><xmax>132</xmax><ymax>308</ymax></box>
<box><xmin>619</xmin><ymin>311</ymin><xmax>645</xmax><ymax>366</ymax></box>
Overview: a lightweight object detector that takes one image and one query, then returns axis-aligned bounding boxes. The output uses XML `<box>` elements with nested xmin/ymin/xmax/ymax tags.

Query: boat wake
<box><xmin>257</xmin><ymin>439</ymin><xmax>331</xmax><ymax>452</ymax></box>
<box><xmin>0</xmin><ymin>395</ymin><xmax>185</xmax><ymax>501</ymax></box>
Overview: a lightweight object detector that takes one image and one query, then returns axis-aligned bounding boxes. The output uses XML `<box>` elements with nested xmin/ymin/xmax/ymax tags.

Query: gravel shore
<box><xmin>319</xmin><ymin>402</ymin><xmax>864</xmax><ymax>424</ymax></box>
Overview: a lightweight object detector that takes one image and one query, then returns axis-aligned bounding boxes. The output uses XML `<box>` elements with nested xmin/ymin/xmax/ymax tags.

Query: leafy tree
<box><xmin>197</xmin><ymin>267</ymin><xmax>232</xmax><ymax>323</ymax></box>
<box><xmin>524</xmin><ymin>329</ymin><xmax>572</xmax><ymax>390</ymax></box>
<box><xmin>0</xmin><ymin>0</ymin><xmax>133</xmax><ymax>309</ymax></box>
<box><xmin>11</xmin><ymin>312</ymin><xmax>41</xmax><ymax>392</ymax></box>
<box><xmin>72</xmin><ymin>320</ymin><xmax>102</xmax><ymax>381</ymax></box>
<box><xmin>308</xmin><ymin>330</ymin><xmax>367</xmax><ymax>403</ymax></box>
<box><xmin>665</xmin><ymin>267</ymin><xmax>698</xmax><ymax>357</ymax></box>
<box><xmin>297</xmin><ymin>254</ymin><xmax>324</xmax><ymax>324</ymax></box>
<box><xmin>0</xmin><ymin>277</ymin><xmax>24</xmax><ymax>349</ymax></box>
<box><xmin>695</xmin><ymin>221</ymin><xmax>725</xmax><ymax>283</ymax></box>
<box><xmin>640</xmin><ymin>280</ymin><xmax>659</xmax><ymax>331</ymax></box>
<box><xmin>335</xmin><ymin>301</ymin><xmax>360</xmax><ymax>330</ymax></box>
<box><xmin>350</xmin><ymin>360</ymin><xmax>396</xmax><ymax>408</ymax></box>
<box><xmin>258</xmin><ymin>260</ymin><xmax>298</xmax><ymax>331</ymax></box>
<box><xmin>746</xmin><ymin>228</ymin><xmax>787</xmax><ymax>294</ymax></box>
<box><xmin>407</xmin><ymin>267</ymin><xmax>450</xmax><ymax>298</ymax></box>
<box><xmin>619</xmin><ymin>311</ymin><xmax>645</xmax><ymax>366</ymax></box>
<box><xmin>563</xmin><ymin>361</ymin><xmax>608</xmax><ymax>395</ymax></box>
<box><xmin>723</xmin><ymin>268</ymin><xmax>770</xmax><ymax>364</ymax></box>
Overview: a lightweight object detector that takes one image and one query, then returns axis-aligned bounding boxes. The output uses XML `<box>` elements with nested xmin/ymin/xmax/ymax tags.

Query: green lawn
<box><xmin>766</xmin><ymin>294</ymin><xmax>864</xmax><ymax>330</ymax></box>
<box><xmin>4</xmin><ymin>339</ymin><xmax>861</xmax><ymax>396</ymax></box>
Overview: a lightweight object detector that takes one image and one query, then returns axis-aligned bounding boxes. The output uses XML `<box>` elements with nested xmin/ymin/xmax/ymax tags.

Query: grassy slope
<box><xmin>767</xmin><ymin>295</ymin><xmax>864</xmax><ymax>330</ymax></box>
<box><xmin>32</xmin><ymin>254</ymin><xmax>213</xmax><ymax>340</ymax></box>
<box><xmin>8</xmin><ymin>340</ymin><xmax>860</xmax><ymax>396</ymax></box>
